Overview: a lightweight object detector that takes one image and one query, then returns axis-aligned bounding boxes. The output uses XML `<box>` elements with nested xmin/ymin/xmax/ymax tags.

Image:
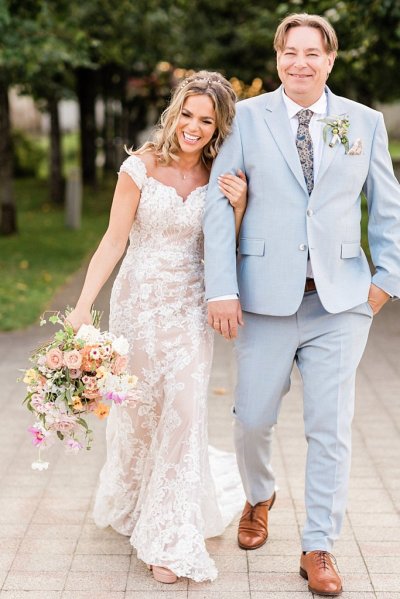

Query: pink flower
<box><xmin>30</xmin><ymin>394</ymin><xmax>47</xmax><ymax>414</ymax></box>
<box><xmin>63</xmin><ymin>349</ymin><xmax>82</xmax><ymax>370</ymax></box>
<box><xmin>45</xmin><ymin>348</ymin><xmax>63</xmax><ymax>370</ymax></box>
<box><xmin>28</xmin><ymin>423</ymin><xmax>52</xmax><ymax>447</ymax></box>
<box><xmin>47</xmin><ymin>413</ymin><xmax>78</xmax><ymax>433</ymax></box>
<box><xmin>28</xmin><ymin>425</ymin><xmax>46</xmax><ymax>446</ymax></box>
<box><xmin>106</xmin><ymin>390</ymin><xmax>127</xmax><ymax>405</ymax></box>
<box><xmin>82</xmin><ymin>375</ymin><xmax>98</xmax><ymax>391</ymax></box>
<box><xmin>69</xmin><ymin>368</ymin><xmax>82</xmax><ymax>379</ymax></box>
<box><xmin>65</xmin><ymin>438</ymin><xmax>83</xmax><ymax>454</ymax></box>
<box><xmin>90</xmin><ymin>347</ymin><xmax>101</xmax><ymax>360</ymax></box>
<box><xmin>112</xmin><ymin>355</ymin><xmax>128</xmax><ymax>375</ymax></box>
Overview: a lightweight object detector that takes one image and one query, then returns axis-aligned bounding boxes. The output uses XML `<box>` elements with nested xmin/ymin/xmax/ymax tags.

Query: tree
<box><xmin>0</xmin><ymin>0</ymin><xmax>45</xmax><ymax>234</ymax></box>
<box><xmin>0</xmin><ymin>0</ymin><xmax>93</xmax><ymax>232</ymax></box>
<box><xmin>320</xmin><ymin>0</ymin><xmax>400</xmax><ymax>105</ymax></box>
<box><xmin>70</xmin><ymin>0</ymin><xmax>186</xmax><ymax>181</ymax></box>
<box><xmin>176</xmin><ymin>0</ymin><xmax>400</xmax><ymax>105</ymax></box>
<box><xmin>22</xmin><ymin>1</ymin><xmax>93</xmax><ymax>202</ymax></box>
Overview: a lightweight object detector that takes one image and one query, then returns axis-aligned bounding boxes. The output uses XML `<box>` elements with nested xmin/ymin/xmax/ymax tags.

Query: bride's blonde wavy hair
<box><xmin>131</xmin><ymin>71</ymin><xmax>236</xmax><ymax>167</ymax></box>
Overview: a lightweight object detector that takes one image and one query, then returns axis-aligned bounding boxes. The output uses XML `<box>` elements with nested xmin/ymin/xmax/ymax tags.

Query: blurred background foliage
<box><xmin>0</xmin><ymin>0</ymin><xmax>399</xmax><ymax>329</ymax></box>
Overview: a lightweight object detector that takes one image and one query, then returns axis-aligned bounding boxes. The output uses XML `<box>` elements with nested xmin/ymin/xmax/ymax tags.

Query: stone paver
<box><xmin>0</xmin><ymin>263</ymin><xmax>399</xmax><ymax>598</ymax></box>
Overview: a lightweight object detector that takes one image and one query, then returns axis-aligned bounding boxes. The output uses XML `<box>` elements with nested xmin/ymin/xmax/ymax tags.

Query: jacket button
<box><xmin>307</xmin><ymin>209</ymin><xmax>314</xmax><ymax>217</ymax></box>
<box><xmin>299</xmin><ymin>243</ymin><xmax>307</xmax><ymax>251</ymax></box>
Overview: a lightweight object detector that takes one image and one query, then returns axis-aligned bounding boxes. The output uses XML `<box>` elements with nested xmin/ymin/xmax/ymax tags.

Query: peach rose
<box><xmin>112</xmin><ymin>355</ymin><xmax>128</xmax><ymax>375</ymax></box>
<box><xmin>45</xmin><ymin>348</ymin><xmax>63</xmax><ymax>370</ymax></box>
<box><xmin>83</xmin><ymin>389</ymin><xmax>102</xmax><ymax>400</ymax></box>
<box><xmin>64</xmin><ymin>349</ymin><xmax>82</xmax><ymax>370</ymax></box>
<box><xmin>69</xmin><ymin>368</ymin><xmax>82</xmax><ymax>379</ymax></box>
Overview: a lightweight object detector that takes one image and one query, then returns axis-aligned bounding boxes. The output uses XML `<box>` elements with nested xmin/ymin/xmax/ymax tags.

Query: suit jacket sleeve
<box><xmin>203</xmin><ymin>117</ymin><xmax>245</xmax><ymax>300</ymax></box>
<box><xmin>364</xmin><ymin>113</ymin><xmax>400</xmax><ymax>298</ymax></box>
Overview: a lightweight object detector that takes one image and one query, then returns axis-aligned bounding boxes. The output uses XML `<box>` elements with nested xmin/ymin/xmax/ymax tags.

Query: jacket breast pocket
<box><xmin>341</xmin><ymin>241</ymin><xmax>361</xmax><ymax>259</ymax></box>
<box><xmin>239</xmin><ymin>238</ymin><xmax>265</xmax><ymax>256</ymax></box>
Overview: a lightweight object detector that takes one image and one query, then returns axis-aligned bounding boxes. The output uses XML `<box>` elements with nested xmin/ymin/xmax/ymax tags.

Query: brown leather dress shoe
<box><xmin>237</xmin><ymin>492</ymin><xmax>276</xmax><ymax>550</ymax></box>
<box><xmin>300</xmin><ymin>550</ymin><xmax>342</xmax><ymax>596</ymax></box>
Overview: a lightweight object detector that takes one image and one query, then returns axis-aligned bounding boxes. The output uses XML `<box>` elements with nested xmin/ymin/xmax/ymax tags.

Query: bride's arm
<box><xmin>67</xmin><ymin>173</ymin><xmax>140</xmax><ymax>330</ymax></box>
<box><xmin>218</xmin><ymin>169</ymin><xmax>247</xmax><ymax>239</ymax></box>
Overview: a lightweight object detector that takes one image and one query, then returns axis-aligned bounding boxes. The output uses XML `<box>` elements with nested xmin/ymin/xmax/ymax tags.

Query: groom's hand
<box><xmin>207</xmin><ymin>299</ymin><xmax>244</xmax><ymax>340</ymax></box>
<box><xmin>368</xmin><ymin>283</ymin><xmax>390</xmax><ymax>315</ymax></box>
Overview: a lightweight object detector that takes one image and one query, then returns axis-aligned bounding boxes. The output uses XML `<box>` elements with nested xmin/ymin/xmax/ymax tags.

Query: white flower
<box><xmin>112</xmin><ymin>335</ymin><xmax>130</xmax><ymax>356</ymax></box>
<box><xmin>76</xmin><ymin>324</ymin><xmax>101</xmax><ymax>344</ymax></box>
<box><xmin>31</xmin><ymin>460</ymin><xmax>49</xmax><ymax>471</ymax></box>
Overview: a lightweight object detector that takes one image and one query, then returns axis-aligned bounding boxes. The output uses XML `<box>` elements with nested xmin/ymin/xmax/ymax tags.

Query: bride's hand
<box><xmin>65</xmin><ymin>307</ymin><xmax>93</xmax><ymax>333</ymax></box>
<box><xmin>218</xmin><ymin>169</ymin><xmax>247</xmax><ymax>213</ymax></box>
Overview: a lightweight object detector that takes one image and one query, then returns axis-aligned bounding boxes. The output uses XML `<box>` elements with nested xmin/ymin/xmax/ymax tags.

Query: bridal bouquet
<box><xmin>22</xmin><ymin>310</ymin><xmax>138</xmax><ymax>470</ymax></box>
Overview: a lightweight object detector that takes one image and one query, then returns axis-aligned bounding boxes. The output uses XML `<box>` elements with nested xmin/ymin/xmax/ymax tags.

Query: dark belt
<box><xmin>304</xmin><ymin>278</ymin><xmax>316</xmax><ymax>293</ymax></box>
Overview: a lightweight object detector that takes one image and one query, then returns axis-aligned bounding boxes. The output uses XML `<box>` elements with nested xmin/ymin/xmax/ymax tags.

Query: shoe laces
<box><xmin>244</xmin><ymin>500</ymin><xmax>269</xmax><ymax>522</ymax></box>
<box><xmin>314</xmin><ymin>551</ymin><xmax>339</xmax><ymax>572</ymax></box>
<box><xmin>244</xmin><ymin>505</ymin><xmax>256</xmax><ymax>522</ymax></box>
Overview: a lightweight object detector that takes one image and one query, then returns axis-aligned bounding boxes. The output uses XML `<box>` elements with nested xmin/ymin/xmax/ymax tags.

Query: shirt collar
<box><xmin>282</xmin><ymin>88</ymin><xmax>327</xmax><ymax>119</ymax></box>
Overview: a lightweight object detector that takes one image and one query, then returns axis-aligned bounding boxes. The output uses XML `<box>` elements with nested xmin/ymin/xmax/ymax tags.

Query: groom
<box><xmin>203</xmin><ymin>13</ymin><xmax>400</xmax><ymax>596</ymax></box>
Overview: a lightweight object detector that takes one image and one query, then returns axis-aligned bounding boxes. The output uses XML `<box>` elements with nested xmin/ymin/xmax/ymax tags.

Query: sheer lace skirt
<box><xmin>93</xmin><ymin>271</ymin><xmax>230</xmax><ymax>581</ymax></box>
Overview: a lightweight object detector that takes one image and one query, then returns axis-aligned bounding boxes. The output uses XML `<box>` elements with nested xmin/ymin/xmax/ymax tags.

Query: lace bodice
<box><xmin>121</xmin><ymin>155</ymin><xmax>207</xmax><ymax>268</ymax></box>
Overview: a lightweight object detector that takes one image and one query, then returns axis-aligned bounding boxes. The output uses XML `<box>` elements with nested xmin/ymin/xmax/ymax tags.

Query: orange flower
<box><xmin>72</xmin><ymin>397</ymin><xmax>84</xmax><ymax>412</ymax></box>
<box><xmin>94</xmin><ymin>402</ymin><xmax>110</xmax><ymax>420</ymax></box>
<box><xmin>80</xmin><ymin>346</ymin><xmax>101</xmax><ymax>372</ymax></box>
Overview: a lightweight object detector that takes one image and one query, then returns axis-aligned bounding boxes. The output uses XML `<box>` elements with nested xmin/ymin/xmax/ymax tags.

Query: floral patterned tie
<box><xmin>296</xmin><ymin>109</ymin><xmax>314</xmax><ymax>195</ymax></box>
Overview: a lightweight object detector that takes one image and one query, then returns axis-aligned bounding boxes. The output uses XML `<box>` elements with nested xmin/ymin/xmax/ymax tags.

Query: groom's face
<box><xmin>276</xmin><ymin>26</ymin><xmax>336</xmax><ymax>107</ymax></box>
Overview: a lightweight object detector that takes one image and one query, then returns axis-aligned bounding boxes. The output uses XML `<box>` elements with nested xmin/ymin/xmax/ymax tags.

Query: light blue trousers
<box><xmin>233</xmin><ymin>290</ymin><xmax>373</xmax><ymax>551</ymax></box>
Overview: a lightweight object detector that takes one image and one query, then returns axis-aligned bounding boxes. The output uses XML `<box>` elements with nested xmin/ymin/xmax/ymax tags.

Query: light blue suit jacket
<box><xmin>203</xmin><ymin>86</ymin><xmax>400</xmax><ymax>315</ymax></box>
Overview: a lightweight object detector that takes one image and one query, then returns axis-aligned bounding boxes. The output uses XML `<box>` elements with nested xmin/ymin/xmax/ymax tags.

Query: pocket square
<box><xmin>348</xmin><ymin>138</ymin><xmax>362</xmax><ymax>155</ymax></box>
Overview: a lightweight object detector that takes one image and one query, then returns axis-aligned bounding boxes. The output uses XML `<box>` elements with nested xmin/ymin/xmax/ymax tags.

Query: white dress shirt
<box><xmin>283</xmin><ymin>89</ymin><xmax>327</xmax><ymax>278</ymax></box>
<box><xmin>282</xmin><ymin>89</ymin><xmax>327</xmax><ymax>188</ymax></box>
<box><xmin>209</xmin><ymin>89</ymin><xmax>327</xmax><ymax>301</ymax></box>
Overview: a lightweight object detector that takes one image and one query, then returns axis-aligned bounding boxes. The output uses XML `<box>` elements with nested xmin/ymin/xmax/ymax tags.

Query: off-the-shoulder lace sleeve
<box><xmin>118</xmin><ymin>155</ymin><xmax>147</xmax><ymax>190</ymax></box>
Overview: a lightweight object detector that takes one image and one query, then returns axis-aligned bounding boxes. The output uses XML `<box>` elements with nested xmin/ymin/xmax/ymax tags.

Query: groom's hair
<box><xmin>274</xmin><ymin>13</ymin><xmax>338</xmax><ymax>54</ymax></box>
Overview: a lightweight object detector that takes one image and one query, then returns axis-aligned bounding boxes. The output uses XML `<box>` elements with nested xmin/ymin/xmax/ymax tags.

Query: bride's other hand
<box><xmin>65</xmin><ymin>307</ymin><xmax>93</xmax><ymax>333</ymax></box>
<box><xmin>218</xmin><ymin>169</ymin><xmax>247</xmax><ymax>213</ymax></box>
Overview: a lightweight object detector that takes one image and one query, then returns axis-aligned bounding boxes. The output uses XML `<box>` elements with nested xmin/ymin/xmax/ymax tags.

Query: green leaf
<box><xmin>77</xmin><ymin>417</ymin><xmax>89</xmax><ymax>430</ymax></box>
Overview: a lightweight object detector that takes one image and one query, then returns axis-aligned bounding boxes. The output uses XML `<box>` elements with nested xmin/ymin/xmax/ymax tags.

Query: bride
<box><xmin>67</xmin><ymin>71</ymin><xmax>247</xmax><ymax>584</ymax></box>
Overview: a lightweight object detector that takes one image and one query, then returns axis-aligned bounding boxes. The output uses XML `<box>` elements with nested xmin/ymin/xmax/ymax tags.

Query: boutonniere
<box><xmin>319</xmin><ymin>114</ymin><xmax>350</xmax><ymax>153</ymax></box>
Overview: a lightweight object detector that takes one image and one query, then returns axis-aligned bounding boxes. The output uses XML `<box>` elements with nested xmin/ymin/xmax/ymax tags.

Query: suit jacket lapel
<box><xmin>263</xmin><ymin>87</ymin><xmax>308</xmax><ymax>194</ymax></box>
<box><xmin>314</xmin><ymin>87</ymin><xmax>348</xmax><ymax>189</ymax></box>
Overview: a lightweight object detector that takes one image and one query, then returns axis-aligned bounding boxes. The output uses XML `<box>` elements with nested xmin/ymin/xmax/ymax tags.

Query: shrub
<box><xmin>12</xmin><ymin>130</ymin><xmax>47</xmax><ymax>178</ymax></box>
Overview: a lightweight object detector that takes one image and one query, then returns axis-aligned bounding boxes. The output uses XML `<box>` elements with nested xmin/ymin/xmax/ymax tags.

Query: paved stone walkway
<box><xmin>0</xmin><ymin>265</ymin><xmax>399</xmax><ymax>598</ymax></box>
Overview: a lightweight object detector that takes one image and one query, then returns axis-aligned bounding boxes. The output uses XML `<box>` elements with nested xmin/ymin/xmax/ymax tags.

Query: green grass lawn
<box><xmin>0</xmin><ymin>177</ymin><xmax>114</xmax><ymax>331</ymax></box>
<box><xmin>389</xmin><ymin>140</ymin><xmax>400</xmax><ymax>160</ymax></box>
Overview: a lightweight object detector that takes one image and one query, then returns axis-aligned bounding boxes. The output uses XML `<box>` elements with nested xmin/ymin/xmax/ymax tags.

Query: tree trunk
<box><xmin>77</xmin><ymin>68</ymin><xmax>97</xmax><ymax>185</ymax></box>
<box><xmin>103</xmin><ymin>96</ymin><xmax>116</xmax><ymax>172</ymax></box>
<box><xmin>49</xmin><ymin>96</ymin><xmax>64</xmax><ymax>204</ymax></box>
<box><xmin>0</xmin><ymin>84</ymin><xmax>16</xmax><ymax>235</ymax></box>
<box><xmin>127</xmin><ymin>96</ymin><xmax>149</xmax><ymax>149</ymax></box>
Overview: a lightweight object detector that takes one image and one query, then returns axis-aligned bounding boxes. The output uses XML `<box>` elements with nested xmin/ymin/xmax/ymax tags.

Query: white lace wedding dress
<box><xmin>93</xmin><ymin>155</ymin><xmax>244</xmax><ymax>582</ymax></box>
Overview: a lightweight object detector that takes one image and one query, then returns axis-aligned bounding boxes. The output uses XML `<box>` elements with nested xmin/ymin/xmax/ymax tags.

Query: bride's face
<box><xmin>176</xmin><ymin>94</ymin><xmax>217</xmax><ymax>155</ymax></box>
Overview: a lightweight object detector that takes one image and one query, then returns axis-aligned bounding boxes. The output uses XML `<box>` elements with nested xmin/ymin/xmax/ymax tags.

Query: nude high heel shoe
<box><xmin>147</xmin><ymin>564</ymin><xmax>178</xmax><ymax>584</ymax></box>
